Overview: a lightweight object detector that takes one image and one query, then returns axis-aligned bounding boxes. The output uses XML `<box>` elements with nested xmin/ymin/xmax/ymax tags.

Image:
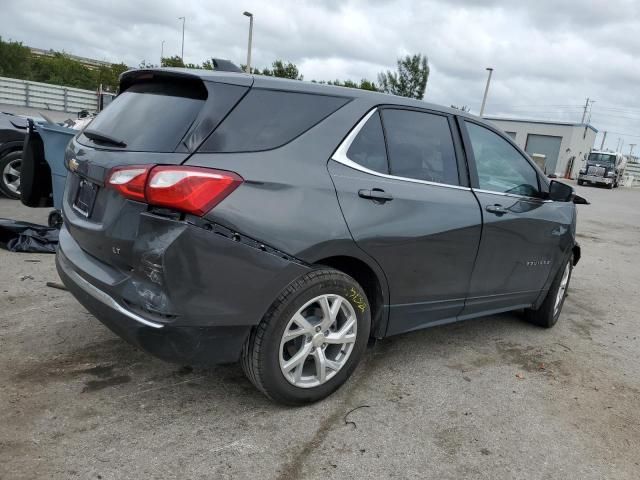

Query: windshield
<box><xmin>588</xmin><ymin>153</ymin><xmax>616</xmax><ymax>166</ymax></box>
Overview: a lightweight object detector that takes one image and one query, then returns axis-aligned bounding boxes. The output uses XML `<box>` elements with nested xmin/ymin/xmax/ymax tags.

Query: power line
<box><xmin>605</xmin><ymin>130</ymin><xmax>640</xmax><ymax>139</ymax></box>
<box><xmin>488</xmin><ymin>104</ymin><xmax>583</xmax><ymax>108</ymax></box>
<box><xmin>590</xmin><ymin>112</ymin><xmax>640</xmax><ymax>121</ymax></box>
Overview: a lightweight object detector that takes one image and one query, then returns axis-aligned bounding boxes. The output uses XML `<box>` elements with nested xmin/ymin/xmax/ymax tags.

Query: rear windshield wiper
<box><xmin>83</xmin><ymin>129</ymin><xmax>127</xmax><ymax>148</ymax></box>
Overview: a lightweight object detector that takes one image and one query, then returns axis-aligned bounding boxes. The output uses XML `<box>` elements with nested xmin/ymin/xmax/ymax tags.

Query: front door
<box><xmin>329</xmin><ymin>107</ymin><xmax>482</xmax><ymax>335</ymax></box>
<box><xmin>459</xmin><ymin>119</ymin><xmax>574</xmax><ymax>318</ymax></box>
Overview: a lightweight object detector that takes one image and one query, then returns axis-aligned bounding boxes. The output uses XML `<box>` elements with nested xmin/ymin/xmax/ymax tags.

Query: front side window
<box><xmin>381</xmin><ymin>109</ymin><xmax>459</xmax><ymax>185</ymax></box>
<box><xmin>465</xmin><ymin>122</ymin><xmax>539</xmax><ymax>197</ymax></box>
<box><xmin>346</xmin><ymin>112</ymin><xmax>388</xmax><ymax>174</ymax></box>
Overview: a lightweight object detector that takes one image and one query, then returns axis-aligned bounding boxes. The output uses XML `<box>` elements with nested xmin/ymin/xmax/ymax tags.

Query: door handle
<box><xmin>358</xmin><ymin>188</ymin><xmax>393</xmax><ymax>202</ymax></box>
<box><xmin>485</xmin><ymin>204</ymin><xmax>508</xmax><ymax>215</ymax></box>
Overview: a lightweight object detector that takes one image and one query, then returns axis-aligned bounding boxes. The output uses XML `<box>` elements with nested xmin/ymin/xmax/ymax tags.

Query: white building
<box><xmin>485</xmin><ymin>117</ymin><xmax>598</xmax><ymax>178</ymax></box>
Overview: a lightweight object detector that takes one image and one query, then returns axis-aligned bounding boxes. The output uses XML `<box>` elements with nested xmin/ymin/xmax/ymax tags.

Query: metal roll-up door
<box><xmin>525</xmin><ymin>134</ymin><xmax>562</xmax><ymax>174</ymax></box>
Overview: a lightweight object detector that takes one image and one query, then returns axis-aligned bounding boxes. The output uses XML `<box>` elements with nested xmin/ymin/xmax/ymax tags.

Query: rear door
<box><xmin>329</xmin><ymin>107</ymin><xmax>482</xmax><ymax>335</ymax></box>
<box><xmin>459</xmin><ymin>119</ymin><xmax>573</xmax><ymax>318</ymax></box>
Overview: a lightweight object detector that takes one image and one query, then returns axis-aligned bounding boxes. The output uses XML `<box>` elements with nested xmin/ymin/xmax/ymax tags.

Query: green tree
<box><xmin>95</xmin><ymin>63</ymin><xmax>129</xmax><ymax>91</ymax></box>
<box><xmin>450</xmin><ymin>105</ymin><xmax>470</xmax><ymax>112</ymax></box>
<box><xmin>378</xmin><ymin>54</ymin><xmax>429</xmax><ymax>99</ymax></box>
<box><xmin>161</xmin><ymin>55</ymin><xmax>185</xmax><ymax>68</ymax></box>
<box><xmin>269</xmin><ymin>60</ymin><xmax>302</xmax><ymax>80</ymax></box>
<box><xmin>30</xmin><ymin>53</ymin><xmax>95</xmax><ymax>90</ymax></box>
<box><xmin>0</xmin><ymin>37</ymin><xmax>31</xmax><ymax>78</ymax></box>
<box><xmin>249</xmin><ymin>60</ymin><xmax>303</xmax><ymax>80</ymax></box>
<box><xmin>358</xmin><ymin>79</ymin><xmax>378</xmax><ymax>91</ymax></box>
<box><xmin>323</xmin><ymin>78</ymin><xmax>378</xmax><ymax>92</ymax></box>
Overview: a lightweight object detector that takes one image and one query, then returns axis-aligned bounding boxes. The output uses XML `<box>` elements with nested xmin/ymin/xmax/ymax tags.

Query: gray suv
<box><xmin>55</xmin><ymin>68</ymin><xmax>582</xmax><ymax>404</ymax></box>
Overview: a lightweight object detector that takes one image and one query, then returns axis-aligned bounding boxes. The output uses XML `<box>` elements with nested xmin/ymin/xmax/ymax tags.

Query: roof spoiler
<box><xmin>211</xmin><ymin>58</ymin><xmax>243</xmax><ymax>72</ymax></box>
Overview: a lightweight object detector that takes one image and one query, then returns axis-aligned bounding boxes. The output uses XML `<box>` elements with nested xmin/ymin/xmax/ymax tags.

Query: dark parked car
<box><xmin>0</xmin><ymin>112</ymin><xmax>28</xmax><ymax>199</ymax></box>
<box><xmin>55</xmin><ymin>68</ymin><xmax>582</xmax><ymax>404</ymax></box>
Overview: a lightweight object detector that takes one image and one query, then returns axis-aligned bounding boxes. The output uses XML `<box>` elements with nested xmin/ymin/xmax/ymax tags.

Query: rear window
<box><xmin>79</xmin><ymin>77</ymin><xmax>208</xmax><ymax>152</ymax></box>
<box><xmin>200</xmin><ymin>89</ymin><xmax>350</xmax><ymax>152</ymax></box>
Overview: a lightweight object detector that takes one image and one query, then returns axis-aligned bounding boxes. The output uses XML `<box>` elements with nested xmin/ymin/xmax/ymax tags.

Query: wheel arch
<box><xmin>0</xmin><ymin>140</ymin><xmax>24</xmax><ymax>159</ymax></box>
<box><xmin>313</xmin><ymin>254</ymin><xmax>389</xmax><ymax>338</ymax></box>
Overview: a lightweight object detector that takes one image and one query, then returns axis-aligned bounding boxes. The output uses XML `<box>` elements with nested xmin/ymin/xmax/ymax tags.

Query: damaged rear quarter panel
<box><xmin>126</xmin><ymin>213</ymin><xmax>310</xmax><ymax>327</ymax></box>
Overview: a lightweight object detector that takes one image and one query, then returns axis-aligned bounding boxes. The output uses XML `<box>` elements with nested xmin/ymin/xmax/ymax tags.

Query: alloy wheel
<box><xmin>2</xmin><ymin>156</ymin><xmax>21</xmax><ymax>195</ymax></box>
<box><xmin>553</xmin><ymin>262</ymin><xmax>571</xmax><ymax>316</ymax></box>
<box><xmin>279</xmin><ymin>294</ymin><xmax>357</xmax><ymax>388</ymax></box>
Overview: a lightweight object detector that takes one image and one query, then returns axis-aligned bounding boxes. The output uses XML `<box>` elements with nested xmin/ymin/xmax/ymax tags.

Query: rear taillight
<box><xmin>146</xmin><ymin>166</ymin><xmax>243</xmax><ymax>216</ymax></box>
<box><xmin>106</xmin><ymin>165</ymin><xmax>243</xmax><ymax>216</ymax></box>
<box><xmin>107</xmin><ymin>165</ymin><xmax>150</xmax><ymax>202</ymax></box>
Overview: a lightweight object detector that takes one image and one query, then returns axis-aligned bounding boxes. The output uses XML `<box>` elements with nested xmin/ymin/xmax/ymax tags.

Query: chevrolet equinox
<box><xmin>56</xmin><ymin>68</ymin><xmax>582</xmax><ymax>404</ymax></box>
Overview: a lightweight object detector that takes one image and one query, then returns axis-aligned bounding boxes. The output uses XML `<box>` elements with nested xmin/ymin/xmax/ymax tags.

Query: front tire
<box><xmin>242</xmin><ymin>269</ymin><xmax>371</xmax><ymax>405</ymax></box>
<box><xmin>577</xmin><ymin>179</ymin><xmax>584</xmax><ymax>186</ymax></box>
<box><xmin>524</xmin><ymin>255</ymin><xmax>573</xmax><ymax>328</ymax></box>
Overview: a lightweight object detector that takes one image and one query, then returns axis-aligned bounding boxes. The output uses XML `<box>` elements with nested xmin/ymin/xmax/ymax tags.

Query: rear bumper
<box><xmin>56</xmin><ymin>215</ymin><xmax>310</xmax><ymax>365</ymax></box>
<box><xmin>578</xmin><ymin>174</ymin><xmax>613</xmax><ymax>184</ymax></box>
<box><xmin>57</xmin><ymin>246</ymin><xmax>251</xmax><ymax>364</ymax></box>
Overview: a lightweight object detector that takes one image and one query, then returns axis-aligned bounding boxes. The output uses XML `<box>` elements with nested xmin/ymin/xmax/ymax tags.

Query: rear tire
<box><xmin>48</xmin><ymin>209</ymin><xmax>63</xmax><ymax>229</ymax></box>
<box><xmin>577</xmin><ymin>179</ymin><xmax>583</xmax><ymax>186</ymax></box>
<box><xmin>0</xmin><ymin>151</ymin><xmax>22</xmax><ymax>199</ymax></box>
<box><xmin>242</xmin><ymin>269</ymin><xmax>371</xmax><ymax>405</ymax></box>
<box><xmin>524</xmin><ymin>255</ymin><xmax>573</xmax><ymax>328</ymax></box>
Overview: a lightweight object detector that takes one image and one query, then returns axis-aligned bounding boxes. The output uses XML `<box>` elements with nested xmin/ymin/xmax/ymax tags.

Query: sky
<box><xmin>3</xmin><ymin>0</ymin><xmax>640</xmax><ymax>152</ymax></box>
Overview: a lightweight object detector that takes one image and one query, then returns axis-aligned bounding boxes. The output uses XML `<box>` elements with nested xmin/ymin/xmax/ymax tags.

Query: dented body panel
<box><xmin>56</xmin><ymin>211</ymin><xmax>311</xmax><ymax>363</ymax></box>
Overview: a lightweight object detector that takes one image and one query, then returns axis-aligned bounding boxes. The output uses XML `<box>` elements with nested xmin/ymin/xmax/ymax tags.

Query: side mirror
<box><xmin>548</xmin><ymin>180</ymin><xmax>573</xmax><ymax>202</ymax></box>
<box><xmin>573</xmin><ymin>193</ymin><xmax>590</xmax><ymax>205</ymax></box>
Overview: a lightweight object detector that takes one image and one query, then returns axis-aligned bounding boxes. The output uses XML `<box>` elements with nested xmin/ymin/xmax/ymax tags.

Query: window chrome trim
<box><xmin>472</xmin><ymin>188</ymin><xmax>552</xmax><ymax>203</ymax></box>
<box><xmin>331</xmin><ymin>108</ymin><xmax>471</xmax><ymax>192</ymax></box>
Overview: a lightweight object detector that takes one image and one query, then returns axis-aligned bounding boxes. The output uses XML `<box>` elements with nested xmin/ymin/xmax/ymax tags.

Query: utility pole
<box><xmin>616</xmin><ymin>138</ymin><xmax>623</xmax><ymax>152</ymax></box>
<box><xmin>600</xmin><ymin>131</ymin><xmax>607</xmax><ymax>150</ymax></box>
<box><xmin>243</xmin><ymin>11</ymin><xmax>254</xmax><ymax>73</ymax></box>
<box><xmin>160</xmin><ymin>40</ymin><xmax>165</xmax><ymax>66</ymax></box>
<box><xmin>629</xmin><ymin>144</ymin><xmax>636</xmax><ymax>158</ymax></box>
<box><xmin>178</xmin><ymin>17</ymin><xmax>186</xmax><ymax>62</ymax></box>
<box><xmin>580</xmin><ymin>97</ymin><xmax>590</xmax><ymax>123</ymax></box>
<box><xmin>587</xmin><ymin>100</ymin><xmax>595</xmax><ymax>123</ymax></box>
<box><xmin>479</xmin><ymin>67</ymin><xmax>493</xmax><ymax>117</ymax></box>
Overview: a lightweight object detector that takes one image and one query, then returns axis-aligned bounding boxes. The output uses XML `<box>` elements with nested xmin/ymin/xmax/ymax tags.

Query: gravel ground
<box><xmin>1</xmin><ymin>182</ymin><xmax>639</xmax><ymax>480</ymax></box>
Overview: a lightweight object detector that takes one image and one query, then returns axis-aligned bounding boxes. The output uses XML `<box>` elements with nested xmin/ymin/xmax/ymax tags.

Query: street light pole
<box><xmin>178</xmin><ymin>16</ymin><xmax>185</xmax><ymax>62</ymax></box>
<box><xmin>243</xmin><ymin>11</ymin><xmax>254</xmax><ymax>73</ymax></box>
<box><xmin>160</xmin><ymin>40</ymin><xmax>165</xmax><ymax>66</ymax></box>
<box><xmin>479</xmin><ymin>67</ymin><xmax>493</xmax><ymax>118</ymax></box>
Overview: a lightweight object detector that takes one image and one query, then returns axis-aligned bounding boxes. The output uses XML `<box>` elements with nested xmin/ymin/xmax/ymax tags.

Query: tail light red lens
<box><xmin>107</xmin><ymin>165</ymin><xmax>150</xmax><ymax>202</ymax></box>
<box><xmin>106</xmin><ymin>165</ymin><xmax>243</xmax><ymax>216</ymax></box>
<box><xmin>146</xmin><ymin>166</ymin><xmax>243</xmax><ymax>216</ymax></box>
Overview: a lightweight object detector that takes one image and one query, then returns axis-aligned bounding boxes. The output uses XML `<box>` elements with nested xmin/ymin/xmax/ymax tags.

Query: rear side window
<box><xmin>346</xmin><ymin>112</ymin><xmax>389</xmax><ymax>174</ymax></box>
<box><xmin>80</xmin><ymin>78</ymin><xmax>209</xmax><ymax>152</ymax></box>
<box><xmin>201</xmin><ymin>89</ymin><xmax>350</xmax><ymax>152</ymax></box>
<box><xmin>380</xmin><ymin>109</ymin><xmax>459</xmax><ymax>185</ymax></box>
